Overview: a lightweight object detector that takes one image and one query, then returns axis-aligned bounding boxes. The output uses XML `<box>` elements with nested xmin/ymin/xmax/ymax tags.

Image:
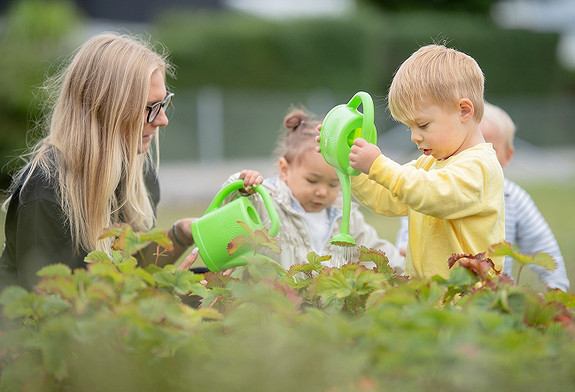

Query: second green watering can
<box><xmin>319</xmin><ymin>91</ymin><xmax>378</xmax><ymax>246</ymax></box>
<box><xmin>319</xmin><ymin>91</ymin><xmax>377</xmax><ymax>176</ymax></box>
<box><xmin>190</xmin><ymin>180</ymin><xmax>280</xmax><ymax>272</ymax></box>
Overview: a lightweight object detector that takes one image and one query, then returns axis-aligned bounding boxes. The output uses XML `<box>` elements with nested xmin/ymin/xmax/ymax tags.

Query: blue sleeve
<box><xmin>511</xmin><ymin>183</ymin><xmax>569</xmax><ymax>291</ymax></box>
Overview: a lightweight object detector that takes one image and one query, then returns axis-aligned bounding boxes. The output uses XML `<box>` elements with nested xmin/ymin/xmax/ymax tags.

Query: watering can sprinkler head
<box><xmin>319</xmin><ymin>91</ymin><xmax>378</xmax><ymax>247</ymax></box>
<box><xmin>330</xmin><ymin>233</ymin><xmax>357</xmax><ymax>247</ymax></box>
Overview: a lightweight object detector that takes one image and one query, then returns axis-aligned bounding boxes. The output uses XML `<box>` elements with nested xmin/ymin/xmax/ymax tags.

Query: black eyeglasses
<box><xmin>146</xmin><ymin>92</ymin><xmax>174</xmax><ymax>123</ymax></box>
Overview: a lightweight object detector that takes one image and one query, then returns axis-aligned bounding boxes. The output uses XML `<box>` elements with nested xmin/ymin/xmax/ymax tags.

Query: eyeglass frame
<box><xmin>146</xmin><ymin>92</ymin><xmax>174</xmax><ymax>123</ymax></box>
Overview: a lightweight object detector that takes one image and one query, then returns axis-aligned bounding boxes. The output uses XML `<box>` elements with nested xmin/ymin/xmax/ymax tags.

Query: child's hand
<box><xmin>349</xmin><ymin>138</ymin><xmax>382</xmax><ymax>174</ymax></box>
<box><xmin>239</xmin><ymin>169</ymin><xmax>264</xmax><ymax>193</ymax></box>
<box><xmin>314</xmin><ymin>124</ymin><xmax>322</xmax><ymax>153</ymax></box>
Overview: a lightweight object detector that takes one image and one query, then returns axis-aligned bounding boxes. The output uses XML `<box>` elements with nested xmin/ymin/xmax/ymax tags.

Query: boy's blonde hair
<box><xmin>388</xmin><ymin>44</ymin><xmax>485</xmax><ymax>124</ymax></box>
<box><xmin>483</xmin><ymin>101</ymin><xmax>516</xmax><ymax>149</ymax></box>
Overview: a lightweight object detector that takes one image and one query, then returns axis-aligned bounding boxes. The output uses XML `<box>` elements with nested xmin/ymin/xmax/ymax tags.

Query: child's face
<box><xmin>404</xmin><ymin>101</ymin><xmax>473</xmax><ymax>161</ymax></box>
<box><xmin>480</xmin><ymin>118</ymin><xmax>514</xmax><ymax>167</ymax></box>
<box><xmin>279</xmin><ymin>152</ymin><xmax>340</xmax><ymax>213</ymax></box>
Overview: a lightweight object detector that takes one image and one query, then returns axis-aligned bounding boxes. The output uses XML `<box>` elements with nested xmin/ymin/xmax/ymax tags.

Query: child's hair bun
<box><xmin>284</xmin><ymin>109</ymin><xmax>309</xmax><ymax>132</ymax></box>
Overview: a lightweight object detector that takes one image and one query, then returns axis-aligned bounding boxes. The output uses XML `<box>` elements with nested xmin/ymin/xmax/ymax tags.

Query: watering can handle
<box><xmin>204</xmin><ymin>180</ymin><xmax>280</xmax><ymax>237</ymax></box>
<box><xmin>347</xmin><ymin>91</ymin><xmax>376</xmax><ymax>143</ymax></box>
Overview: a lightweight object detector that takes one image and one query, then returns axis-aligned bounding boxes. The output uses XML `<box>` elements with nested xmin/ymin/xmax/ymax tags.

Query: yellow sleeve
<box><xmin>351</xmin><ymin>163</ymin><xmax>409</xmax><ymax>216</ymax></box>
<box><xmin>355</xmin><ymin>152</ymin><xmax>493</xmax><ymax>220</ymax></box>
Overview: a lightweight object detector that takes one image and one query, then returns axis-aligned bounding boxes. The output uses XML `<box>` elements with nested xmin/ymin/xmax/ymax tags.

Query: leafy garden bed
<box><xmin>1</xmin><ymin>226</ymin><xmax>574</xmax><ymax>391</ymax></box>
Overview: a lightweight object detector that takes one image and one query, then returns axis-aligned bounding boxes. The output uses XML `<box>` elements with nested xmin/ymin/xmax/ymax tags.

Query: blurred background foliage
<box><xmin>1</xmin><ymin>0</ymin><xmax>574</xmax><ymax>190</ymax></box>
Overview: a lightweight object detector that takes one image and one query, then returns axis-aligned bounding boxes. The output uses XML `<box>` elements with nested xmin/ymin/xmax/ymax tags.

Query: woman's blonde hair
<box><xmin>4</xmin><ymin>32</ymin><xmax>172</xmax><ymax>254</ymax></box>
<box><xmin>388</xmin><ymin>44</ymin><xmax>485</xmax><ymax>124</ymax></box>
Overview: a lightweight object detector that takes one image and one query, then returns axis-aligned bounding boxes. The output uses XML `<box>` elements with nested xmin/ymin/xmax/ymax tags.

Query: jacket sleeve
<box><xmin>16</xmin><ymin>199</ymin><xmax>84</xmax><ymax>290</ymax></box>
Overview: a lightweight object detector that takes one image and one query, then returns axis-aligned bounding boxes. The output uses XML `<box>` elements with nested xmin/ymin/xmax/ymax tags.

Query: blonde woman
<box><xmin>0</xmin><ymin>33</ymin><xmax>197</xmax><ymax>290</ymax></box>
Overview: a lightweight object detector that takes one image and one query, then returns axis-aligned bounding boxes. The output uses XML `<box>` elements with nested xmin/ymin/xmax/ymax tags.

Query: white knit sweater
<box><xmin>224</xmin><ymin>173</ymin><xmax>405</xmax><ymax>273</ymax></box>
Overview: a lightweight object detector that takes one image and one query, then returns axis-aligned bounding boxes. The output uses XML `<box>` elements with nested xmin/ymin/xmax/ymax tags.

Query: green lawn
<box><xmin>1</xmin><ymin>181</ymin><xmax>573</xmax><ymax>293</ymax></box>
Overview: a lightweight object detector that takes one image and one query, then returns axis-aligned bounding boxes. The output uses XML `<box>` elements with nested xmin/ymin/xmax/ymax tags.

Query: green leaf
<box><xmin>87</xmin><ymin>261</ymin><xmax>124</xmax><ymax>284</ymax></box>
<box><xmin>153</xmin><ymin>268</ymin><xmax>199</xmax><ymax>294</ymax></box>
<box><xmin>545</xmin><ymin>290</ymin><xmax>575</xmax><ymax>308</ymax></box>
<box><xmin>36</xmin><ymin>263</ymin><xmax>72</xmax><ymax>279</ymax></box>
<box><xmin>489</xmin><ymin>242</ymin><xmax>555</xmax><ymax>271</ymax></box>
<box><xmin>306</xmin><ymin>252</ymin><xmax>330</xmax><ymax>270</ymax></box>
<box><xmin>85</xmin><ymin>280</ymin><xmax>116</xmax><ymax>303</ymax></box>
<box><xmin>111</xmin><ymin>225</ymin><xmax>149</xmax><ymax>256</ymax></box>
<box><xmin>0</xmin><ymin>286</ymin><xmax>33</xmax><ymax>318</ymax></box>
<box><xmin>35</xmin><ymin>276</ymin><xmax>77</xmax><ymax>299</ymax></box>
<box><xmin>139</xmin><ymin>227</ymin><xmax>174</xmax><ymax>250</ymax></box>
<box><xmin>236</xmin><ymin>255</ymin><xmax>286</xmax><ymax>281</ymax></box>
<box><xmin>115</xmin><ymin>258</ymin><xmax>139</xmax><ymax>273</ymax></box>
<box><xmin>84</xmin><ymin>250</ymin><xmax>111</xmax><ymax>264</ymax></box>
<box><xmin>446</xmin><ymin>266</ymin><xmax>478</xmax><ymax>287</ymax></box>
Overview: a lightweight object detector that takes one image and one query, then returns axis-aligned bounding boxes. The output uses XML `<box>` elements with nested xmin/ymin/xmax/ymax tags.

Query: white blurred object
<box><xmin>492</xmin><ymin>0</ymin><xmax>575</xmax><ymax>69</ymax></box>
<box><xmin>223</xmin><ymin>0</ymin><xmax>354</xmax><ymax>19</ymax></box>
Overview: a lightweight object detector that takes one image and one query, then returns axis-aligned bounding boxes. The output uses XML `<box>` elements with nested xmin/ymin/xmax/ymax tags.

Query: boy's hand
<box><xmin>239</xmin><ymin>169</ymin><xmax>264</xmax><ymax>193</ymax></box>
<box><xmin>349</xmin><ymin>138</ymin><xmax>381</xmax><ymax>174</ymax></box>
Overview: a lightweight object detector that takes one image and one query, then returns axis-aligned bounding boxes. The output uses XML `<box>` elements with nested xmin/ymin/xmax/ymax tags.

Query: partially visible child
<box><xmin>345</xmin><ymin>44</ymin><xmax>505</xmax><ymax>279</ymax></box>
<box><xmin>226</xmin><ymin>107</ymin><xmax>405</xmax><ymax>273</ymax></box>
<box><xmin>394</xmin><ymin>102</ymin><xmax>570</xmax><ymax>290</ymax></box>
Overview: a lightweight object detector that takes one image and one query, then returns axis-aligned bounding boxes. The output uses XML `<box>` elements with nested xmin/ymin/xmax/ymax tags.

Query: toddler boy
<box><xmin>349</xmin><ymin>44</ymin><xmax>505</xmax><ymax>279</ymax></box>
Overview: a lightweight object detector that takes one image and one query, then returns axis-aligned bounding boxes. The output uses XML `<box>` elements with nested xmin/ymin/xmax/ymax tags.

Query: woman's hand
<box><xmin>172</xmin><ymin>218</ymin><xmax>195</xmax><ymax>248</ymax></box>
<box><xmin>178</xmin><ymin>247</ymin><xmax>199</xmax><ymax>271</ymax></box>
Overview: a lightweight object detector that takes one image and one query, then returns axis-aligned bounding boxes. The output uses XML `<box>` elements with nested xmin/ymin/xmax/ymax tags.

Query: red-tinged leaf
<box><xmin>358</xmin><ymin>246</ymin><xmax>393</xmax><ymax>274</ymax></box>
<box><xmin>98</xmin><ymin>224</ymin><xmax>127</xmax><ymax>239</ymax></box>
<box><xmin>35</xmin><ymin>276</ymin><xmax>77</xmax><ymax>299</ymax></box>
<box><xmin>489</xmin><ymin>242</ymin><xmax>556</xmax><ymax>271</ymax></box>
<box><xmin>266</xmin><ymin>278</ymin><xmax>303</xmax><ymax>309</ymax></box>
<box><xmin>448</xmin><ymin>252</ymin><xmax>498</xmax><ymax>280</ymax></box>
<box><xmin>287</xmin><ymin>263</ymin><xmax>317</xmax><ymax>277</ymax></box>
<box><xmin>85</xmin><ymin>280</ymin><xmax>116</xmax><ymax>303</ymax></box>
<box><xmin>227</xmin><ymin>235</ymin><xmax>254</xmax><ymax>256</ymax></box>
<box><xmin>253</xmin><ymin>228</ymin><xmax>281</xmax><ymax>254</ymax></box>
<box><xmin>202</xmin><ymin>271</ymin><xmax>233</xmax><ymax>289</ymax></box>
<box><xmin>227</xmin><ymin>221</ymin><xmax>281</xmax><ymax>256</ymax></box>
<box><xmin>546</xmin><ymin>290</ymin><xmax>575</xmax><ymax>308</ymax></box>
<box><xmin>108</xmin><ymin>225</ymin><xmax>141</xmax><ymax>254</ymax></box>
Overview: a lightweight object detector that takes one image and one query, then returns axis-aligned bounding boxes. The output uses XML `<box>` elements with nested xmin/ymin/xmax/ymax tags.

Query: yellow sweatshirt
<box><xmin>351</xmin><ymin>143</ymin><xmax>505</xmax><ymax>279</ymax></box>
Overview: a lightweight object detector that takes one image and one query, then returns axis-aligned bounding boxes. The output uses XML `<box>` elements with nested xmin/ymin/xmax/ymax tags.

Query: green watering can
<box><xmin>190</xmin><ymin>180</ymin><xmax>280</xmax><ymax>272</ymax></box>
<box><xmin>319</xmin><ymin>91</ymin><xmax>377</xmax><ymax>246</ymax></box>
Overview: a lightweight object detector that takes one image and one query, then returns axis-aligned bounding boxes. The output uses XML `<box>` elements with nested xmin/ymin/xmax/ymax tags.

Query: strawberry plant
<box><xmin>0</xmin><ymin>225</ymin><xmax>574</xmax><ymax>391</ymax></box>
